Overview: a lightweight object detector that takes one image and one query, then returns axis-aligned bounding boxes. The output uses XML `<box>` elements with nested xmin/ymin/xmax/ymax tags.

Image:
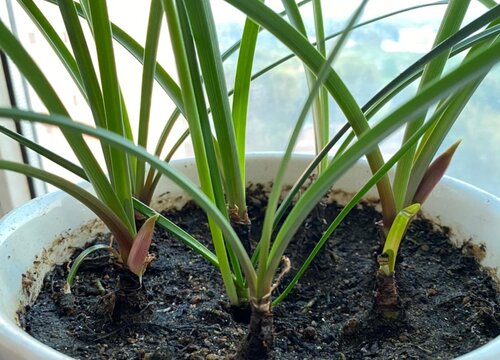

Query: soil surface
<box><xmin>21</xmin><ymin>186</ymin><xmax>500</xmax><ymax>359</ymax></box>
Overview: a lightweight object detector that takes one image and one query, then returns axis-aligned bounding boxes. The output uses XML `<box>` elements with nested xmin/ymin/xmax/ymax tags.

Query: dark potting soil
<box><xmin>21</xmin><ymin>186</ymin><xmax>499</xmax><ymax>359</ymax></box>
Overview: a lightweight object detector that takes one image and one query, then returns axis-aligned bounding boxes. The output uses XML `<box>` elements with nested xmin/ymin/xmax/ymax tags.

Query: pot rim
<box><xmin>0</xmin><ymin>154</ymin><xmax>498</xmax><ymax>360</ymax></box>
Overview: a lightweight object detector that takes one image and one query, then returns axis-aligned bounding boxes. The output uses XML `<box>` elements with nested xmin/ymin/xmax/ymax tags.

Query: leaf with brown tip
<box><xmin>413</xmin><ymin>140</ymin><xmax>461</xmax><ymax>204</ymax></box>
<box><xmin>127</xmin><ymin>214</ymin><xmax>159</xmax><ymax>280</ymax></box>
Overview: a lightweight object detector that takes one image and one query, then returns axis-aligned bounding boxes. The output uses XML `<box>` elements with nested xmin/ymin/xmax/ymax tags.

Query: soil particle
<box><xmin>21</xmin><ymin>187</ymin><xmax>499</xmax><ymax>359</ymax></box>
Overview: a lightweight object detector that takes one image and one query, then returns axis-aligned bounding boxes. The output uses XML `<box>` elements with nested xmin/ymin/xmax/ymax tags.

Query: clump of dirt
<box><xmin>21</xmin><ymin>186</ymin><xmax>499</xmax><ymax>359</ymax></box>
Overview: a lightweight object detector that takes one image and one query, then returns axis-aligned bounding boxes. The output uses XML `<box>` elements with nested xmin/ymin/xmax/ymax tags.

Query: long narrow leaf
<box><xmin>66</xmin><ymin>244</ymin><xmax>118</xmax><ymax>290</ymax></box>
<box><xmin>16</xmin><ymin>0</ymin><xmax>84</xmax><ymax>93</ymax></box>
<box><xmin>162</xmin><ymin>0</ymin><xmax>242</xmax><ymax>302</ymax></box>
<box><xmin>312</xmin><ymin>0</ymin><xmax>329</xmax><ymax>174</ymax></box>
<box><xmin>135</xmin><ymin>0</ymin><xmax>163</xmax><ymax>197</ymax></box>
<box><xmin>0</xmin><ymin>124</ymin><xmax>86</xmax><ymax>179</ymax></box>
<box><xmin>57</xmin><ymin>0</ymin><xmax>116</xmax><ymax>179</ymax></box>
<box><xmin>333</xmin><ymin>23</ymin><xmax>500</xmax><ymax>163</ymax></box>
<box><xmin>270</xmin><ymin>20</ymin><xmax>500</xmax><ymax>230</ymax></box>
<box><xmin>249</xmin><ymin>3</ymin><xmax>447</xmax><ymax>89</ymax></box>
<box><xmin>282</xmin><ymin>0</ymin><xmax>328</xmax><ymax>175</ymax></box>
<box><xmin>364</xmin><ymin>7</ymin><xmax>500</xmax><ymax>117</ymax></box>
<box><xmin>142</xmin><ymin>128</ymin><xmax>190</xmax><ymax>205</ymax></box>
<box><xmin>406</xmin><ymin>81</ymin><xmax>482</xmax><ymax>204</ymax></box>
<box><xmin>406</xmin><ymin>22</ymin><xmax>500</xmax><ymax>205</ymax></box>
<box><xmin>232</xmin><ymin>8</ymin><xmax>262</xmax><ymax>185</ymax></box>
<box><xmin>43</xmin><ymin>0</ymin><xmax>185</xmax><ymax>115</ymax></box>
<box><xmin>57</xmin><ymin>0</ymin><xmax>106</xmax><ymax>129</ymax></box>
<box><xmin>184</xmin><ymin>0</ymin><xmax>246</xmax><ymax>220</ymax></box>
<box><xmin>88</xmin><ymin>0</ymin><xmax>135</xmax><ymax>234</ymax></box>
<box><xmin>392</xmin><ymin>0</ymin><xmax>471</xmax><ymax>213</ymax></box>
<box><xmin>140</xmin><ymin>109</ymin><xmax>184</xmax><ymax>202</ymax></box>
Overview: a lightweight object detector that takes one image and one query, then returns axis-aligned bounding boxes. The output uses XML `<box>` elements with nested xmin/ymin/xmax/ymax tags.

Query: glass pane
<box><xmin>3</xmin><ymin>0</ymin><xmax>500</xmax><ymax>197</ymax></box>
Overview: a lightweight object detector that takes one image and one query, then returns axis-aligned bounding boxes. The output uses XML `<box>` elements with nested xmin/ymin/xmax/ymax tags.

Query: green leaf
<box><xmin>16</xmin><ymin>0</ymin><xmax>84</xmax><ymax>94</ymax></box>
<box><xmin>478</xmin><ymin>0</ymin><xmax>498</xmax><ymax>9</ymax></box>
<box><xmin>312</xmin><ymin>0</ymin><xmax>329</xmax><ymax>174</ymax></box>
<box><xmin>176</xmin><ymin>1</ymin><xmax>245</xmax><ymax>291</ymax></box>
<box><xmin>184</xmin><ymin>0</ymin><xmax>246</xmax><ymax>220</ymax></box>
<box><xmin>406</xmin><ymin>93</ymin><xmax>473</xmax><ymax>206</ymax></box>
<box><xmin>0</xmin><ymin>124</ymin><xmax>86</xmax><ymax>180</ymax></box>
<box><xmin>139</xmin><ymin>109</ymin><xmax>184</xmax><ymax>202</ymax></box>
<box><xmin>270</xmin><ymin>15</ymin><xmax>500</xmax><ymax>230</ymax></box>
<box><xmin>66</xmin><ymin>244</ymin><xmax>118</xmax><ymax>291</ymax></box>
<box><xmin>88</xmin><ymin>0</ymin><xmax>135</xmax><ymax>234</ymax></box>
<box><xmin>282</xmin><ymin>0</ymin><xmax>328</xmax><ymax>175</ymax></box>
<box><xmin>269</xmin><ymin>14</ymin><xmax>498</xmax><ymax>231</ymax></box>
<box><xmin>232</xmin><ymin>10</ymin><xmax>261</xmax><ymax>186</ymax></box>
<box><xmin>270</xmin><ymin>123</ymin><xmax>348</xmax><ymax>234</ymax></box>
<box><xmin>43</xmin><ymin>0</ymin><xmax>185</xmax><ymax>115</ymax></box>
<box><xmin>364</xmin><ymin>8</ymin><xmax>500</xmax><ymax>118</ymax></box>
<box><xmin>57</xmin><ymin>0</ymin><xmax>106</xmax><ymax>129</ymax></box>
<box><xmin>406</xmin><ymin>22</ymin><xmax>500</xmax><ymax>205</ymax></box>
<box><xmin>333</xmin><ymin>22</ymin><xmax>500</xmax><ymax>164</ymax></box>
<box><xmin>248</xmin><ymin>2</ymin><xmax>448</xmax><ymax>89</ymax></box>
<box><xmin>135</xmin><ymin>0</ymin><xmax>164</xmax><ymax>197</ymax></box>
<box><xmin>256</xmin><ymin>0</ymin><xmax>369</xmax><ymax>298</ymax></box>
<box><xmin>273</xmin><ymin>103</ymin><xmax>443</xmax><ymax>305</ymax></box>
<box><xmin>141</xmin><ymin>128</ymin><xmax>189</xmax><ymax>205</ymax></box>
<box><xmin>167</xmin><ymin>0</ymin><xmax>241</xmax><ymax>303</ymax></box>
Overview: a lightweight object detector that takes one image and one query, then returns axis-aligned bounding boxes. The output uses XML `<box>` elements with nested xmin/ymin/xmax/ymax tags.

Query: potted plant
<box><xmin>0</xmin><ymin>0</ymin><xmax>499</xmax><ymax>358</ymax></box>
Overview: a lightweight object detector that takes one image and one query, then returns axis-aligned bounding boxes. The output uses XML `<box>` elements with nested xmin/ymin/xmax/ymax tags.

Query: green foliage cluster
<box><xmin>0</xmin><ymin>0</ymin><xmax>499</xmax><ymax>355</ymax></box>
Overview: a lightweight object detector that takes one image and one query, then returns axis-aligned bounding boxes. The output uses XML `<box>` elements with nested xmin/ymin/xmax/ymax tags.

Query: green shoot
<box><xmin>65</xmin><ymin>244</ymin><xmax>119</xmax><ymax>294</ymax></box>
<box><xmin>379</xmin><ymin>204</ymin><xmax>421</xmax><ymax>276</ymax></box>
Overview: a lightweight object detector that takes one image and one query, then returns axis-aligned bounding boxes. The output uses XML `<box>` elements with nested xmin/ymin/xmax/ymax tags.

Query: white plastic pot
<box><xmin>0</xmin><ymin>154</ymin><xmax>499</xmax><ymax>359</ymax></box>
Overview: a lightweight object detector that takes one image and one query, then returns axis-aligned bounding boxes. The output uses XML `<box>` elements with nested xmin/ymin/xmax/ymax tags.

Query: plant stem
<box><xmin>375</xmin><ymin>271</ymin><xmax>402</xmax><ymax>320</ymax></box>
<box><xmin>237</xmin><ymin>296</ymin><xmax>273</xmax><ymax>359</ymax></box>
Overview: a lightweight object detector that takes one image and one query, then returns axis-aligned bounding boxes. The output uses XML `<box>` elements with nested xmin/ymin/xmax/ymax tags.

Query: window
<box><xmin>1</xmin><ymin>0</ymin><xmax>499</xmax><ymax>206</ymax></box>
